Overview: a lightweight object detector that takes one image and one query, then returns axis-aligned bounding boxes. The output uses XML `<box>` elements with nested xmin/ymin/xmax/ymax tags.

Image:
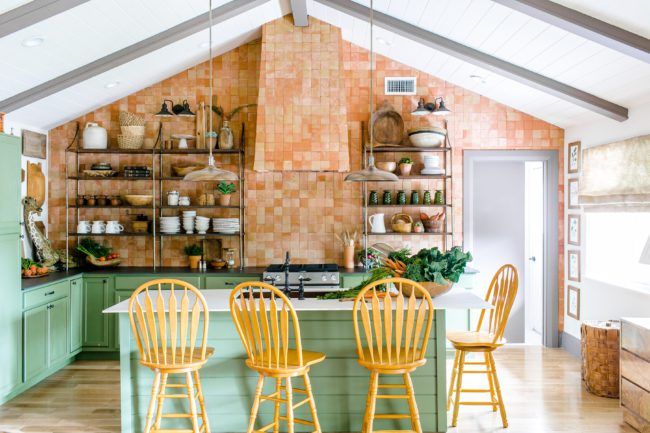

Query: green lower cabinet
<box><xmin>113</xmin><ymin>290</ymin><xmax>133</xmax><ymax>350</ymax></box>
<box><xmin>69</xmin><ymin>277</ymin><xmax>83</xmax><ymax>353</ymax></box>
<box><xmin>23</xmin><ymin>305</ymin><xmax>48</xmax><ymax>382</ymax></box>
<box><xmin>115</xmin><ymin>275</ymin><xmax>202</xmax><ymax>291</ymax></box>
<box><xmin>23</xmin><ymin>297</ymin><xmax>69</xmax><ymax>382</ymax></box>
<box><xmin>204</xmin><ymin>276</ymin><xmax>259</xmax><ymax>289</ymax></box>
<box><xmin>340</xmin><ymin>274</ymin><xmax>368</xmax><ymax>290</ymax></box>
<box><xmin>83</xmin><ymin>277</ymin><xmax>114</xmax><ymax>349</ymax></box>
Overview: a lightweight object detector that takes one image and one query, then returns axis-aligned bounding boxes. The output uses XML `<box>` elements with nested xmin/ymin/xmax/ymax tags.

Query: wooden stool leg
<box><xmin>451</xmin><ymin>351</ymin><xmax>466</xmax><ymax>427</ymax></box>
<box><xmin>154</xmin><ymin>372</ymin><xmax>168</xmax><ymax>430</ymax></box>
<box><xmin>194</xmin><ymin>370</ymin><xmax>211</xmax><ymax>433</ymax></box>
<box><xmin>273</xmin><ymin>377</ymin><xmax>282</xmax><ymax>433</ymax></box>
<box><xmin>144</xmin><ymin>371</ymin><xmax>161</xmax><ymax>433</ymax></box>
<box><xmin>247</xmin><ymin>375</ymin><xmax>265</xmax><ymax>433</ymax></box>
<box><xmin>484</xmin><ymin>352</ymin><xmax>497</xmax><ymax>412</ymax></box>
<box><xmin>488</xmin><ymin>352</ymin><xmax>508</xmax><ymax>428</ymax></box>
<box><xmin>447</xmin><ymin>350</ymin><xmax>460</xmax><ymax>410</ymax></box>
<box><xmin>303</xmin><ymin>373</ymin><xmax>321</xmax><ymax>433</ymax></box>
<box><xmin>285</xmin><ymin>376</ymin><xmax>295</xmax><ymax>433</ymax></box>
<box><xmin>186</xmin><ymin>372</ymin><xmax>201</xmax><ymax>433</ymax></box>
<box><xmin>362</xmin><ymin>371</ymin><xmax>379</xmax><ymax>433</ymax></box>
<box><xmin>403</xmin><ymin>373</ymin><xmax>422</xmax><ymax>433</ymax></box>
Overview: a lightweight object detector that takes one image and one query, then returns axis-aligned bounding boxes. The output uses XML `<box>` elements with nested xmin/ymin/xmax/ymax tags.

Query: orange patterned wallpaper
<box><xmin>48</xmin><ymin>17</ymin><xmax>564</xmax><ymax>327</ymax></box>
<box><xmin>255</xmin><ymin>16</ymin><xmax>350</xmax><ymax>172</ymax></box>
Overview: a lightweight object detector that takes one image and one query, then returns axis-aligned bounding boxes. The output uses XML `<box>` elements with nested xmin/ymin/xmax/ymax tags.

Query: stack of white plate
<box><xmin>160</xmin><ymin>216</ymin><xmax>181</xmax><ymax>234</ymax></box>
<box><xmin>195</xmin><ymin>216</ymin><xmax>210</xmax><ymax>234</ymax></box>
<box><xmin>182</xmin><ymin>211</ymin><xmax>196</xmax><ymax>234</ymax></box>
<box><xmin>213</xmin><ymin>218</ymin><xmax>239</xmax><ymax>234</ymax></box>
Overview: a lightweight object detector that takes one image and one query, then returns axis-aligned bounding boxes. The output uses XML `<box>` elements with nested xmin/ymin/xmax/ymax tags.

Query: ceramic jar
<box><xmin>397</xmin><ymin>190</ymin><xmax>407</xmax><ymax>205</ymax></box>
<box><xmin>382</xmin><ymin>190</ymin><xmax>392</xmax><ymax>205</ymax></box>
<box><xmin>410</xmin><ymin>191</ymin><xmax>420</xmax><ymax>204</ymax></box>
<box><xmin>434</xmin><ymin>190</ymin><xmax>445</xmax><ymax>205</ymax></box>
<box><xmin>82</xmin><ymin>122</ymin><xmax>108</xmax><ymax>149</ymax></box>
<box><xmin>423</xmin><ymin>190</ymin><xmax>432</xmax><ymax>204</ymax></box>
<box><xmin>368</xmin><ymin>191</ymin><xmax>379</xmax><ymax>205</ymax></box>
<box><xmin>167</xmin><ymin>191</ymin><xmax>179</xmax><ymax>206</ymax></box>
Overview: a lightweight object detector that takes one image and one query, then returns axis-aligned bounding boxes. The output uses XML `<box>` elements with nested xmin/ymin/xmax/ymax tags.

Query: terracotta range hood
<box><xmin>254</xmin><ymin>16</ymin><xmax>350</xmax><ymax>172</ymax></box>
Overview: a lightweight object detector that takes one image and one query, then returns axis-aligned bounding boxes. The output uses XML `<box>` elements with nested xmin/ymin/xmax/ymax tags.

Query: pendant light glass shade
<box><xmin>344</xmin><ymin>0</ymin><xmax>397</xmax><ymax>184</ymax></box>
<box><xmin>184</xmin><ymin>0</ymin><xmax>237</xmax><ymax>182</ymax></box>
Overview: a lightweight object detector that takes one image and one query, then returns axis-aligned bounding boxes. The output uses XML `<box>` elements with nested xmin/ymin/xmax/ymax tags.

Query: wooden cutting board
<box><xmin>26</xmin><ymin>161</ymin><xmax>45</xmax><ymax>207</ymax></box>
<box><xmin>196</xmin><ymin>102</ymin><xmax>205</xmax><ymax>149</ymax></box>
<box><xmin>371</xmin><ymin>100</ymin><xmax>404</xmax><ymax>146</ymax></box>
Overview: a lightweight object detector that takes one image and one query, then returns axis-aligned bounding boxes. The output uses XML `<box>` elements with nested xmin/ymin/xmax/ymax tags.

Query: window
<box><xmin>585</xmin><ymin>212</ymin><xmax>650</xmax><ymax>290</ymax></box>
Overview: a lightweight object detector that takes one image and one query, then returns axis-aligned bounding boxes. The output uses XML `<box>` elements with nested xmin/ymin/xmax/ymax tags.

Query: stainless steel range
<box><xmin>263</xmin><ymin>253</ymin><xmax>340</xmax><ymax>298</ymax></box>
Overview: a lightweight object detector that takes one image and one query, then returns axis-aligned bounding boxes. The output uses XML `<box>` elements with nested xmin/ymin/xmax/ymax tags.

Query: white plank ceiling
<box><xmin>2</xmin><ymin>0</ymin><xmax>650</xmax><ymax>129</ymax></box>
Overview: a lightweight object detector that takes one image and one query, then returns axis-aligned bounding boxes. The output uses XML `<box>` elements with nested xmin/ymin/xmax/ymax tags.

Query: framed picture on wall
<box><xmin>568</xmin><ymin>178</ymin><xmax>580</xmax><ymax>209</ymax></box>
<box><xmin>567</xmin><ymin>285</ymin><xmax>580</xmax><ymax>320</ymax></box>
<box><xmin>568</xmin><ymin>250</ymin><xmax>581</xmax><ymax>282</ymax></box>
<box><xmin>568</xmin><ymin>141</ymin><xmax>581</xmax><ymax>174</ymax></box>
<box><xmin>568</xmin><ymin>214</ymin><xmax>581</xmax><ymax>246</ymax></box>
<box><xmin>21</xmin><ymin>129</ymin><xmax>47</xmax><ymax>159</ymax></box>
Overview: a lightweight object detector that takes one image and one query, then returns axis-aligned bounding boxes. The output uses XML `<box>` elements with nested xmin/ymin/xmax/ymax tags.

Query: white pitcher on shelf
<box><xmin>106</xmin><ymin>221</ymin><xmax>124</xmax><ymax>234</ymax></box>
<box><xmin>91</xmin><ymin>221</ymin><xmax>106</xmax><ymax>234</ymax></box>
<box><xmin>77</xmin><ymin>220</ymin><xmax>91</xmax><ymax>234</ymax></box>
<box><xmin>368</xmin><ymin>213</ymin><xmax>386</xmax><ymax>233</ymax></box>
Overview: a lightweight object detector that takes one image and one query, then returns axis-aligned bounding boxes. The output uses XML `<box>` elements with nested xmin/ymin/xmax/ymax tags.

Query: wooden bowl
<box><xmin>407</xmin><ymin>126</ymin><xmax>447</xmax><ymax>148</ymax></box>
<box><xmin>86</xmin><ymin>256</ymin><xmax>122</xmax><ymax>267</ymax></box>
<box><xmin>401</xmin><ymin>280</ymin><xmax>453</xmax><ymax>298</ymax></box>
<box><xmin>376</xmin><ymin>161</ymin><xmax>397</xmax><ymax>172</ymax></box>
<box><xmin>211</xmin><ymin>260</ymin><xmax>227</xmax><ymax>269</ymax></box>
<box><xmin>122</xmin><ymin>194</ymin><xmax>153</xmax><ymax>206</ymax></box>
<box><xmin>172</xmin><ymin>164</ymin><xmax>206</xmax><ymax>177</ymax></box>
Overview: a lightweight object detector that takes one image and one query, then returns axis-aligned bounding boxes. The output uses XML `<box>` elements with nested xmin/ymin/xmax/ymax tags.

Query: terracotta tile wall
<box><xmin>47</xmin><ymin>18</ymin><xmax>564</xmax><ymax>328</ymax></box>
<box><xmin>254</xmin><ymin>16</ymin><xmax>350</xmax><ymax>172</ymax></box>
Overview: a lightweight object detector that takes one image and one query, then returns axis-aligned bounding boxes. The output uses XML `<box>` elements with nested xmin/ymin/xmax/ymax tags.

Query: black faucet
<box><xmin>298</xmin><ymin>275</ymin><xmax>311</xmax><ymax>300</ymax></box>
<box><xmin>283</xmin><ymin>251</ymin><xmax>291</xmax><ymax>296</ymax></box>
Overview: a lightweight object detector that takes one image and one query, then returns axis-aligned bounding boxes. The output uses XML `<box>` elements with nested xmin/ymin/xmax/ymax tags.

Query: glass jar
<box><xmin>382</xmin><ymin>190</ymin><xmax>392</xmax><ymax>205</ymax></box>
<box><xmin>224</xmin><ymin>248</ymin><xmax>236</xmax><ymax>268</ymax></box>
<box><xmin>397</xmin><ymin>190</ymin><xmax>407</xmax><ymax>205</ymax></box>
<box><xmin>218</xmin><ymin>120</ymin><xmax>234</xmax><ymax>150</ymax></box>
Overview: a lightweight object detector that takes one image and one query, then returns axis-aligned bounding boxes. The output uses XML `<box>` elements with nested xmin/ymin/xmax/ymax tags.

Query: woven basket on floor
<box><xmin>581</xmin><ymin>320</ymin><xmax>620</xmax><ymax>398</ymax></box>
<box><xmin>118</xmin><ymin>134</ymin><xmax>144</xmax><ymax>149</ymax></box>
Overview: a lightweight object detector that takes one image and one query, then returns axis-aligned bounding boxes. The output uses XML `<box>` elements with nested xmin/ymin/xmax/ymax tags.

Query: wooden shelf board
<box><xmin>160</xmin><ymin>148</ymin><xmax>242</xmax><ymax>154</ymax></box>
<box><xmin>161</xmin><ymin>177</ymin><xmax>241</xmax><ymax>181</ymax></box>
<box><xmin>160</xmin><ymin>205</ymin><xmax>240</xmax><ymax>209</ymax></box>
<box><xmin>69</xmin><ymin>148</ymin><xmax>155</xmax><ymax>154</ymax></box>
<box><xmin>68</xmin><ymin>148</ymin><xmax>242</xmax><ymax>155</ymax></box>
<box><xmin>69</xmin><ymin>232</ymin><xmax>152</xmax><ymax>237</ymax></box>
<box><xmin>368</xmin><ymin>204</ymin><xmax>451</xmax><ymax>208</ymax></box>
<box><xmin>159</xmin><ymin>233</ymin><xmax>241</xmax><ymax>237</ymax></box>
<box><xmin>365</xmin><ymin>232</ymin><xmax>452</xmax><ymax>236</ymax></box>
<box><xmin>371</xmin><ymin>147</ymin><xmax>450</xmax><ymax>153</ymax></box>
<box><xmin>395</xmin><ymin>175</ymin><xmax>450</xmax><ymax>180</ymax></box>
<box><xmin>68</xmin><ymin>176</ymin><xmax>153</xmax><ymax>181</ymax></box>
<box><xmin>69</xmin><ymin>204</ymin><xmax>154</xmax><ymax>209</ymax></box>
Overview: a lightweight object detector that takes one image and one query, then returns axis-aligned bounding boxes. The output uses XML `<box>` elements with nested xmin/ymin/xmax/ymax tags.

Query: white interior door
<box><xmin>524</xmin><ymin>161</ymin><xmax>544</xmax><ymax>345</ymax></box>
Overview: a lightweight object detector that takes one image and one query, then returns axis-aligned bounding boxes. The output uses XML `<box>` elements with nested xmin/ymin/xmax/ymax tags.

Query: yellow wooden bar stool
<box><xmin>353</xmin><ymin>277</ymin><xmax>434</xmax><ymax>433</ymax></box>
<box><xmin>128</xmin><ymin>278</ymin><xmax>214</xmax><ymax>433</ymax></box>
<box><xmin>229</xmin><ymin>282</ymin><xmax>325</xmax><ymax>433</ymax></box>
<box><xmin>446</xmin><ymin>264</ymin><xmax>518</xmax><ymax>428</ymax></box>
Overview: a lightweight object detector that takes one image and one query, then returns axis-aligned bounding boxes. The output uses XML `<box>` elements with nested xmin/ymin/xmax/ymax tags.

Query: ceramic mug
<box><xmin>77</xmin><ymin>220</ymin><xmax>91</xmax><ymax>234</ymax></box>
<box><xmin>368</xmin><ymin>213</ymin><xmax>386</xmax><ymax>233</ymax></box>
<box><xmin>91</xmin><ymin>221</ymin><xmax>106</xmax><ymax>234</ymax></box>
<box><xmin>106</xmin><ymin>221</ymin><xmax>124</xmax><ymax>234</ymax></box>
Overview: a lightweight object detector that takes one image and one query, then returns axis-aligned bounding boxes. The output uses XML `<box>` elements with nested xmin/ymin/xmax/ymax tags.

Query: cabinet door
<box><xmin>204</xmin><ymin>276</ymin><xmax>259</xmax><ymax>290</ymax></box>
<box><xmin>24</xmin><ymin>305</ymin><xmax>48</xmax><ymax>381</ymax></box>
<box><xmin>113</xmin><ymin>291</ymin><xmax>133</xmax><ymax>350</ymax></box>
<box><xmin>48</xmin><ymin>298</ymin><xmax>68</xmax><ymax>366</ymax></box>
<box><xmin>69</xmin><ymin>278</ymin><xmax>83</xmax><ymax>353</ymax></box>
<box><xmin>0</xmin><ymin>233</ymin><xmax>22</xmax><ymax>396</ymax></box>
<box><xmin>0</xmin><ymin>134</ymin><xmax>20</xmax><ymax>235</ymax></box>
<box><xmin>83</xmin><ymin>277</ymin><xmax>112</xmax><ymax>348</ymax></box>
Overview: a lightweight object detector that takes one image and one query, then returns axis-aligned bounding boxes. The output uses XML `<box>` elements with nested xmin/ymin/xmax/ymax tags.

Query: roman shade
<box><xmin>579</xmin><ymin>134</ymin><xmax>650</xmax><ymax>209</ymax></box>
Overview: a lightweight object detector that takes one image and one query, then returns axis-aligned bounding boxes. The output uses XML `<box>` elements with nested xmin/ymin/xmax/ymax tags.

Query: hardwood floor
<box><xmin>0</xmin><ymin>347</ymin><xmax>633</xmax><ymax>433</ymax></box>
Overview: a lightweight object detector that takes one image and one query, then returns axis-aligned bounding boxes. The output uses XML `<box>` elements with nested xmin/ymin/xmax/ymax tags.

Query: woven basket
<box><xmin>86</xmin><ymin>256</ymin><xmax>122</xmax><ymax>267</ymax></box>
<box><xmin>121</xmin><ymin>125</ymin><xmax>145</xmax><ymax>136</ymax></box>
<box><xmin>401</xmin><ymin>280</ymin><xmax>453</xmax><ymax>298</ymax></box>
<box><xmin>581</xmin><ymin>320</ymin><xmax>620</xmax><ymax>398</ymax></box>
<box><xmin>119</xmin><ymin>111</ymin><xmax>145</xmax><ymax>127</ymax></box>
<box><xmin>118</xmin><ymin>134</ymin><xmax>144</xmax><ymax>149</ymax></box>
<box><xmin>391</xmin><ymin>213</ymin><xmax>413</xmax><ymax>233</ymax></box>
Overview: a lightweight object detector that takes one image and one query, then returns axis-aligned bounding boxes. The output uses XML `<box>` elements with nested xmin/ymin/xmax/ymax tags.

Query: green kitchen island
<box><xmin>105</xmin><ymin>290</ymin><xmax>490</xmax><ymax>433</ymax></box>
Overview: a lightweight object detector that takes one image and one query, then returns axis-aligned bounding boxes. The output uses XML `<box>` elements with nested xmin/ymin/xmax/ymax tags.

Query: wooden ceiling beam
<box><xmin>316</xmin><ymin>0</ymin><xmax>628</xmax><ymax>121</ymax></box>
<box><xmin>290</xmin><ymin>0</ymin><xmax>309</xmax><ymax>26</ymax></box>
<box><xmin>0</xmin><ymin>0</ymin><xmax>268</xmax><ymax>113</ymax></box>
<box><xmin>492</xmin><ymin>0</ymin><xmax>650</xmax><ymax>64</ymax></box>
<box><xmin>0</xmin><ymin>0</ymin><xmax>90</xmax><ymax>39</ymax></box>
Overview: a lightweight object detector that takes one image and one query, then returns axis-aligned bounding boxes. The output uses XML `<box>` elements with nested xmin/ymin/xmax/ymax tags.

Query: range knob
<box><xmin>321</xmin><ymin>275</ymin><xmax>328</xmax><ymax>282</ymax></box>
<box><xmin>330</xmin><ymin>274</ymin><xmax>338</xmax><ymax>281</ymax></box>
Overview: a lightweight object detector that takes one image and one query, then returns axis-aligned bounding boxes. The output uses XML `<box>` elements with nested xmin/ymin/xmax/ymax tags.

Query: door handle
<box><xmin>44</xmin><ymin>291</ymin><xmax>55</xmax><ymax>296</ymax></box>
<box><xmin>528</xmin><ymin>256</ymin><xmax>536</xmax><ymax>262</ymax></box>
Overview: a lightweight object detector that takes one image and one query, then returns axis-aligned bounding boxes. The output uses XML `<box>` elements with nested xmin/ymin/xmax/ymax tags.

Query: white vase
<box><xmin>83</xmin><ymin>122</ymin><xmax>108</xmax><ymax>149</ymax></box>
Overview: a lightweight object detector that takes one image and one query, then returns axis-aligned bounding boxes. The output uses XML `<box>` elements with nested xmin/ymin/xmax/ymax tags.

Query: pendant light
<box><xmin>345</xmin><ymin>0</ymin><xmax>398</xmax><ymax>183</ymax></box>
<box><xmin>185</xmin><ymin>0</ymin><xmax>238</xmax><ymax>182</ymax></box>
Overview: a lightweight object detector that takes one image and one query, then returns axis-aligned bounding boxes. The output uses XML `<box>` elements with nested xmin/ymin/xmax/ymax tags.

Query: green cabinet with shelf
<box><xmin>0</xmin><ymin>134</ymin><xmax>22</xmax><ymax>401</ymax></box>
<box><xmin>204</xmin><ymin>275</ymin><xmax>259</xmax><ymax>289</ymax></box>
<box><xmin>82</xmin><ymin>276</ymin><xmax>114</xmax><ymax>349</ymax></box>
<box><xmin>69</xmin><ymin>277</ymin><xmax>83</xmax><ymax>353</ymax></box>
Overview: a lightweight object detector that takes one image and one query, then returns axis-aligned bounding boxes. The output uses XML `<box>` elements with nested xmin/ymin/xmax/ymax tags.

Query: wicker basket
<box><xmin>401</xmin><ymin>280</ymin><xmax>453</xmax><ymax>298</ymax></box>
<box><xmin>391</xmin><ymin>213</ymin><xmax>413</xmax><ymax>233</ymax></box>
<box><xmin>118</xmin><ymin>134</ymin><xmax>144</xmax><ymax>149</ymax></box>
<box><xmin>121</xmin><ymin>125</ymin><xmax>145</xmax><ymax>136</ymax></box>
<box><xmin>86</xmin><ymin>256</ymin><xmax>122</xmax><ymax>267</ymax></box>
<box><xmin>119</xmin><ymin>111</ymin><xmax>145</xmax><ymax>127</ymax></box>
<box><xmin>581</xmin><ymin>320</ymin><xmax>620</xmax><ymax>398</ymax></box>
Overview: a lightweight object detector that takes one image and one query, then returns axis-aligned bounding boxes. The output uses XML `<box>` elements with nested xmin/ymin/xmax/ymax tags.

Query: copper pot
<box><xmin>86</xmin><ymin>196</ymin><xmax>96</xmax><ymax>206</ymax></box>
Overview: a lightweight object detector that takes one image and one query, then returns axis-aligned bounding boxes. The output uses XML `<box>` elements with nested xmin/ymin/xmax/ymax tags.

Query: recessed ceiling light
<box><xmin>21</xmin><ymin>36</ymin><xmax>45</xmax><ymax>48</ymax></box>
<box><xmin>376</xmin><ymin>36</ymin><xmax>393</xmax><ymax>47</ymax></box>
<box><xmin>198</xmin><ymin>41</ymin><xmax>210</xmax><ymax>49</ymax></box>
<box><xmin>470</xmin><ymin>74</ymin><xmax>486</xmax><ymax>84</ymax></box>
<box><xmin>105</xmin><ymin>81</ymin><xmax>120</xmax><ymax>89</ymax></box>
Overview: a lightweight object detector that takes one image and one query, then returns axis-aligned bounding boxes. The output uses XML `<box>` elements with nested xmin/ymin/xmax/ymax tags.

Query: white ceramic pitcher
<box><xmin>106</xmin><ymin>221</ymin><xmax>124</xmax><ymax>234</ymax></box>
<box><xmin>369</xmin><ymin>213</ymin><xmax>386</xmax><ymax>233</ymax></box>
<box><xmin>91</xmin><ymin>221</ymin><xmax>106</xmax><ymax>234</ymax></box>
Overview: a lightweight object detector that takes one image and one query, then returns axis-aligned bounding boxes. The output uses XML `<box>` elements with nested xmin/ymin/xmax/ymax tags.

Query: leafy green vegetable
<box><xmin>77</xmin><ymin>238</ymin><xmax>112</xmax><ymax>259</ymax></box>
<box><xmin>399</xmin><ymin>157</ymin><xmax>413</xmax><ymax>164</ymax></box>
<box><xmin>21</xmin><ymin>258</ymin><xmax>43</xmax><ymax>270</ymax></box>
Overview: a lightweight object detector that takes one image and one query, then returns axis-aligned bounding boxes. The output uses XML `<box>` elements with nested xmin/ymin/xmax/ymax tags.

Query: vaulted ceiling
<box><xmin>2</xmin><ymin>0</ymin><xmax>649</xmax><ymax>130</ymax></box>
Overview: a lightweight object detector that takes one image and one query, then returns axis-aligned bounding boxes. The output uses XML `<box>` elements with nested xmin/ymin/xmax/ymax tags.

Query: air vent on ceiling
<box><xmin>384</xmin><ymin>77</ymin><xmax>416</xmax><ymax>95</ymax></box>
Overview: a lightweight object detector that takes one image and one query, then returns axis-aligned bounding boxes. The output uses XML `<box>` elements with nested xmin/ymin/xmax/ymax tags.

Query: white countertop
<box><xmin>104</xmin><ymin>288</ymin><xmax>491</xmax><ymax>314</ymax></box>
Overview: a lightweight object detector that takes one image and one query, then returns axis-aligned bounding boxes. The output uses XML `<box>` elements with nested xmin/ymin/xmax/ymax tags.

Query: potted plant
<box><xmin>324</xmin><ymin>247</ymin><xmax>472</xmax><ymax>299</ymax></box>
<box><xmin>216</xmin><ymin>181</ymin><xmax>237</xmax><ymax>206</ymax></box>
<box><xmin>399</xmin><ymin>157</ymin><xmax>413</xmax><ymax>176</ymax></box>
<box><xmin>184</xmin><ymin>243</ymin><xmax>203</xmax><ymax>269</ymax></box>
